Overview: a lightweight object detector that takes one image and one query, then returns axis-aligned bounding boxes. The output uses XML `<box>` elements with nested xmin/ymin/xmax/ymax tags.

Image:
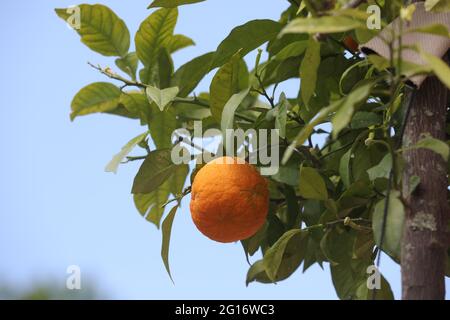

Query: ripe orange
<box><xmin>190</xmin><ymin>156</ymin><xmax>269</xmax><ymax>243</ymax></box>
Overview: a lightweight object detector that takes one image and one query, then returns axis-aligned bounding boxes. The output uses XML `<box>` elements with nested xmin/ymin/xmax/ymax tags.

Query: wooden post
<box><xmin>401</xmin><ymin>73</ymin><xmax>449</xmax><ymax>299</ymax></box>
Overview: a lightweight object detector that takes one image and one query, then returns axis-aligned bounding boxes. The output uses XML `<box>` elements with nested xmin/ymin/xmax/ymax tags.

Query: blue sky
<box><xmin>0</xmin><ymin>0</ymin><xmax>447</xmax><ymax>299</ymax></box>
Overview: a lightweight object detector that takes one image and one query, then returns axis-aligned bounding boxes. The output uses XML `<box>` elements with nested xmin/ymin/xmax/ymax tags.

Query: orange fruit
<box><xmin>190</xmin><ymin>156</ymin><xmax>269</xmax><ymax>243</ymax></box>
<box><xmin>343</xmin><ymin>36</ymin><xmax>359</xmax><ymax>52</ymax></box>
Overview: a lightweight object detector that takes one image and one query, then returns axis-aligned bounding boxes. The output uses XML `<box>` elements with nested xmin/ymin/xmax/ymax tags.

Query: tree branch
<box><xmin>88</xmin><ymin>62</ymin><xmax>147</xmax><ymax>89</ymax></box>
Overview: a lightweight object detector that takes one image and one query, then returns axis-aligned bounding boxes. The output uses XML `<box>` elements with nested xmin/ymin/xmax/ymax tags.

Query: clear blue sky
<box><xmin>0</xmin><ymin>0</ymin><xmax>447</xmax><ymax>299</ymax></box>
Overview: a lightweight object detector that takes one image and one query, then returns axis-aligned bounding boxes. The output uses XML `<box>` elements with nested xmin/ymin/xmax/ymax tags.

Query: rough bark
<box><xmin>401</xmin><ymin>74</ymin><xmax>449</xmax><ymax>300</ymax></box>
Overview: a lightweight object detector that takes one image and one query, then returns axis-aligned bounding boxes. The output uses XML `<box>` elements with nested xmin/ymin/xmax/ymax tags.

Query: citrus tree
<box><xmin>55</xmin><ymin>0</ymin><xmax>450</xmax><ymax>300</ymax></box>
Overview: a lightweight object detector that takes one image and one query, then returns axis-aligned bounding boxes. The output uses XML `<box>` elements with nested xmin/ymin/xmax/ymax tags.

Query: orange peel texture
<box><xmin>190</xmin><ymin>156</ymin><xmax>269</xmax><ymax>243</ymax></box>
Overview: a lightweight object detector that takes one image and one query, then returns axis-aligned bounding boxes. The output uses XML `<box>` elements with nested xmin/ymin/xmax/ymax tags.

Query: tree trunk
<box><xmin>401</xmin><ymin>73</ymin><xmax>449</xmax><ymax>300</ymax></box>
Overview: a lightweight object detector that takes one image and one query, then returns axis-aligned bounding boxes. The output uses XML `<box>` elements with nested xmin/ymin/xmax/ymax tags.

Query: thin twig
<box><xmin>88</xmin><ymin>62</ymin><xmax>147</xmax><ymax>89</ymax></box>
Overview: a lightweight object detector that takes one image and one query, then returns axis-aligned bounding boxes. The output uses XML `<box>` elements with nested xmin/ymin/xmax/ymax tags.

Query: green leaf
<box><xmin>134</xmin><ymin>184</ymin><xmax>170</xmax><ymax>227</ymax></box>
<box><xmin>105</xmin><ymin>132</ymin><xmax>149</xmax><ymax>174</ymax></box>
<box><xmin>70</xmin><ymin>82</ymin><xmax>121</xmax><ymax>120</ymax></box>
<box><xmin>367</xmin><ymin>153</ymin><xmax>392</xmax><ymax>181</ymax></box>
<box><xmin>408</xmin><ymin>133</ymin><xmax>449</xmax><ymax>161</ymax></box>
<box><xmin>425</xmin><ymin>0</ymin><xmax>450</xmax><ymax>12</ymax></box>
<box><xmin>220</xmin><ymin>89</ymin><xmax>250</xmax><ymax>133</ymax></box>
<box><xmin>55</xmin><ymin>4</ymin><xmax>130</xmax><ymax>57</ymax></box>
<box><xmin>148</xmin><ymin>0</ymin><xmax>206</xmax><ymax>8</ymax></box>
<box><xmin>275</xmin><ymin>93</ymin><xmax>289</xmax><ymax>139</ymax></box>
<box><xmin>161</xmin><ymin>205</ymin><xmax>179</xmax><ymax>282</ymax></box>
<box><xmin>350</xmin><ymin>111</ymin><xmax>382</xmax><ymax>129</ymax></box>
<box><xmin>246</xmin><ymin>260</ymin><xmax>271</xmax><ymax>286</ymax></box>
<box><xmin>407</xmin><ymin>175</ymin><xmax>421</xmax><ymax>196</ymax></box>
<box><xmin>410</xmin><ymin>23</ymin><xmax>450</xmax><ymax>38</ymax></box>
<box><xmin>135</xmin><ymin>8</ymin><xmax>177</xmax><ymax>68</ymax></box>
<box><xmin>339</xmin><ymin>147</ymin><xmax>352</xmax><ymax>188</ymax></box>
<box><xmin>148</xmin><ymin>105</ymin><xmax>178</xmax><ymax>149</ymax></box>
<box><xmin>299</xmin><ymin>37</ymin><xmax>321</xmax><ymax>107</ymax></box>
<box><xmin>281</xmin><ymin>16</ymin><xmax>365</xmax><ymax>35</ymax></box>
<box><xmin>320</xmin><ymin>228</ymin><xmax>354</xmax><ymax>265</ymax></box>
<box><xmin>171</xmin><ymin>52</ymin><xmax>214</xmax><ymax>97</ymax></box>
<box><xmin>169</xmin><ymin>163</ymin><xmax>189</xmax><ymax>196</ymax></box>
<box><xmin>355</xmin><ymin>273</ymin><xmax>394</xmax><ymax>300</ymax></box>
<box><xmin>272</xmin><ymin>165</ymin><xmax>299</xmax><ymax>186</ymax></box>
<box><xmin>167</xmin><ymin>34</ymin><xmax>195</xmax><ymax>53</ymax></box>
<box><xmin>211</xmin><ymin>20</ymin><xmax>282</xmax><ymax>68</ymax></box>
<box><xmin>420</xmin><ymin>50</ymin><xmax>450</xmax><ymax>89</ymax></box>
<box><xmin>140</xmin><ymin>47</ymin><xmax>174</xmax><ymax>87</ymax></box>
<box><xmin>209</xmin><ymin>53</ymin><xmax>248</xmax><ymax>122</ymax></box>
<box><xmin>298</xmin><ymin>166</ymin><xmax>328</xmax><ymax>201</ymax></box>
<box><xmin>263</xmin><ymin>229</ymin><xmax>308</xmax><ymax>281</ymax></box>
<box><xmin>372</xmin><ymin>190</ymin><xmax>405</xmax><ymax>258</ymax></box>
<box><xmin>132</xmin><ymin>149</ymin><xmax>177</xmax><ymax>194</ymax></box>
<box><xmin>146</xmin><ymin>86</ymin><xmax>179</xmax><ymax>111</ymax></box>
<box><xmin>332</xmin><ymin>81</ymin><xmax>373</xmax><ymax>138</ymax></box>
<box><xmin>115</xmin><ymin>52</ymin><xmax>139</xmax><ymax>80</ymax></box>
<box><xmin>119</xmin><ymin>91</ymin><xmax>151</xmax><ymax>124</ymax></box>
<box><xmin>273</xmin><ymin>41</ymin><xmax>308</xmax><ymax>61</ymax></box>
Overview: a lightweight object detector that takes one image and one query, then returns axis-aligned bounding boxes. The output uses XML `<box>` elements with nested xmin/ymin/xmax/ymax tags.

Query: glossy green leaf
<box><xmin>55</xmin><ymin>4</ymin><xmax>130</xmax><ymax>57</ymax></box>
<box><xmin>281</xmin><ymin>16</ymin><xmax>365</xmax><ymax>35</ymax></box>
<box><xmin>263</xmin><ymin>229</ymin><xmax>308</xmax><ymax>281</ymax></box>
<box><xmin>211</xmin><ymin>19</ymin><xmax>282</xmax><ymax>68</ymax></box>
<box><xmin>274</xmin><ymin>41</ymin><xmax>308</xmax><ymax>61</ymax></box>
<box><xmin>149</xmin><ymin>105</ymin><xmax>178</xmax><ymax>149</ymax></box>
<box><xmin>299</xmin><ymin>37</ymin><xmax>321</xmax><ymax>107</ymax></box>
<box><xmin>246</xmin><ymin>260</ymin><xmax>271</xmax><ymax>286</ymax></box>
<box><xmin>119</xmin><ymin>91</ymin><xmax>151</xmax><ymax>124</ymax></box>
<box><xmin>146</xmin><ymin>86</ymin><xmax>179</xmax><ymax>111</ymax></box>
<box><xmin>350</xmin><ymin>111</ymin><xmax>382</xmax><ymax>129</ymax></box>
<box><xmin>70</xmin><ymin>82</ymin><xmax>121</xmax><ymax>120</ymax></box>
<box><xmin>171</xmin><ymin>52</ymin><xmax>214</xmax><ymax>97</ymax></box>
<box><xmin>134</xmin><ymin>183</ymin><xmax>171</xmax><ymax>227</ymax></box>
<box><xmin>161</xmin><ymin>205</ymin><xmax>179</xmax><ymax>282</ymax></box>
<box><xmin>424</xmin><ymin>0</ymin><xmax>450</xmax><ymax>12</ymax></box>
<box><xmin>421</xmin><ymin>50</ymin><xmax>450</xmax><ymax>89</ymax></box>
<box><xmin>115</xmin><ymin>52</ymin><xmax>138</xmax><ymax>80</ymax></box>
<box><xmin>135</xmin><ymin>8</ymin><xmax>177</xmax><ymax>68</ymax></box>
<box><xmin>105</xmin><ymin>132</ymin><xmax>149</xmax><ymax>174</ymax></box>
<box><xmin>169</xmin><ymin>163</ymin><xmax>189</xmax><ymax>196</ymax></box>
<box><xmin>140</xmin><ymin>47</ymin><xmax>174</xmax><ymax>87</ymax></box>
<box><xmin>408</xmin><ymin>133</ymin><xmax>449</xmax><ymax>161</ymax></box>
<box><xmin>221</xmin><ymin>89</ymin><xmax>250</xmax><ymax>133</ymax></box>
<box><xmin>332</xmin><ymin>81</ymin><xmax>373</xmax><ymax>138</ymax></box>
<box><xmin>167</xmin><ymin>34</ymin><xmax>195</xmax><ymax>53</ymax></box>
<box><xmin>209</xmin><ymin>53</ymin><xmax>248</xmax><ymax>122</ymax></box>
<box><xmin>355</xmin><ymin>273</ymin><xmax>394</xmax><ymax>300</ymax></box>
<box><xmin>372</xmin><ymin>190</ymin><xmax>405</xmax><ymax>258</ymax></box>
<box><xmin>275</xmin><ymin>93</ymin><xmax>289</xmax><ymax>139</ymax></box>
<box><xmin>410</xmin><ymin>23</ymin><xmax>450</xmax><ymax>38</ymax></box>
<box><xmin>298</xmin><ymin>166</ymin><xmax>328</xmax><ymax>201</ymax></box>
<box><xmin>367</xmin><ymin>153</ymin><xmax>392</xmax><ymax>180</ymax></box>
<box><xmin>132</xmin><ymin>149</ymin><xmax>177</xmax><ymax>194</ymax></box>
<box><xmin>320</xmin><ymin>228</ymin><xmax>354</xmax><ymax>265</ymax></box>
<box><xmin>148</xmin><ymin>0</ymin><xmax>206</xmax><ymax>8</ymax></box>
